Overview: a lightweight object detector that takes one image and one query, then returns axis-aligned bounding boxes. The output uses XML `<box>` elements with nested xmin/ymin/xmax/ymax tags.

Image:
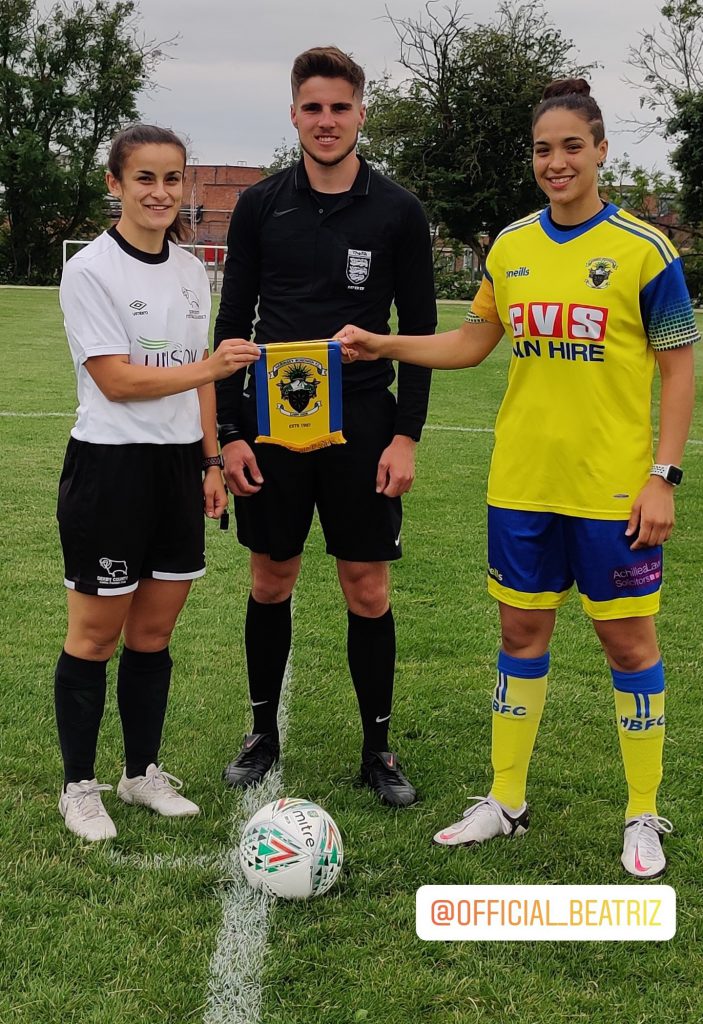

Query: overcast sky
<box><xmin>136</xmin><ymin>0</ymin><xmax>674</xmax><ymax>173</ymax></box>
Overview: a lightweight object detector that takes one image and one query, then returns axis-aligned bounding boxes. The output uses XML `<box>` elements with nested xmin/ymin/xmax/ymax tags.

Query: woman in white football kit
<box><xmin>338</xmin><ymin>80</ymin><xmax>698</xmax><ymax>878</ymax></box>
<box><xmin>56</xmin><ymin>125</ymin><xmax>259</xmax><ymax>840</ymax></box>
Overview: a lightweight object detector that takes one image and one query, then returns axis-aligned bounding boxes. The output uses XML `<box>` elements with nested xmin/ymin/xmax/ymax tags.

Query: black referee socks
<box><xmin>54</xmin><ymin>649</ymin><xmax>108</xmax><ymax>787</ymax></box>
<box><xmin>347</xmin><ymin>607</ymin><xmax>396</xmax><ymax>753</ymax></box>
<box><xmin>244</xmin><ymin>593</ymin><xmax>292</xmax><ymax>738</ymax></box>
<box><xmin>117</xmin><ymin>645</ymin><xmax>172</xmax><ymax>778</ymax></box>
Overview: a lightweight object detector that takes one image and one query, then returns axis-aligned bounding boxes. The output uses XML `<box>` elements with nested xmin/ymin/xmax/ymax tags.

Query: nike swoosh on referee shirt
<box><xmin>273</xmin><ymin>207</ymin><xmax>299</xmax><ymax>217</ymax></box>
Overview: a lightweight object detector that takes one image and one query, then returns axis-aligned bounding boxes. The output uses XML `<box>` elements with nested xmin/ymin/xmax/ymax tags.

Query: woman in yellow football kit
<box><xmin>337</xmin><ymin>79</ymin><xmax>698</xmax><ymax>878</ymax></box>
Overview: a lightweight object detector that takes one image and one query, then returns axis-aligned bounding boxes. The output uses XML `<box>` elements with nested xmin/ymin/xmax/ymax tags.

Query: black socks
<box><xmin>347</xmin><ymin>607</ymin><xmax>396</xmax><ymax>753</ymax></box>
<box><xmin>245</xmin><ymin>594</ymin><xmax>292</xmax><ymax>738</ymax></box>
<box><xmin>54</xmin><ymin>650</ymin><xmax>108</xmax><ymax>786</ymax></box>
<box><xmin>117</xmin><ymin>645</ymin><xmax>173</xmax><ymax>778</ymax></box>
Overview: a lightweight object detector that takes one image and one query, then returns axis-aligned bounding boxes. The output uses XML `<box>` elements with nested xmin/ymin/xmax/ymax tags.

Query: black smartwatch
<box><xmin>202</xmin><ymin>454</ymin><xmax>224</xmax><ymax>471</ymax></box>
<box><xmin>650</xmin><ymin>463</ymin><xmax>683</xmax><ymax>486</ymax></box>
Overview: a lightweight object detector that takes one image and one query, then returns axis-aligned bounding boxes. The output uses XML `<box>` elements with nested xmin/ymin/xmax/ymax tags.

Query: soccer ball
<box><xmin>239</xmin><ymin>797</ymin><xmax>343</xmax><ymax>899</ymax></box>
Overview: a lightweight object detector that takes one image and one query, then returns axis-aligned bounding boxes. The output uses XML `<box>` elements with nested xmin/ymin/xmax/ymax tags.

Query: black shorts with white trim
<box><xmin>57</xmin><ymin>438</ymin><xmax>205</xmax><ymax>596</ymax></box>
<box><xmin>232</xmin><ymin>388</ymin><xmax>402</xmax><ymax>563</ymax></box>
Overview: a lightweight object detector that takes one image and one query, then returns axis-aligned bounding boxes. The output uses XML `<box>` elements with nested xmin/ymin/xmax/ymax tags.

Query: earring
<box><xmin>597</xmin><ymin>161</ymin><xmax>605</xmax><ymax>169</ymax></box>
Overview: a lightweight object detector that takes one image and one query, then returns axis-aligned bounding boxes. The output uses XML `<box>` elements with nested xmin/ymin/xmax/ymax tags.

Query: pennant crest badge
<box><xmin>254</xmin><ymin>340</ymin><xmax>346</xmax><ymax>452</ymax></box>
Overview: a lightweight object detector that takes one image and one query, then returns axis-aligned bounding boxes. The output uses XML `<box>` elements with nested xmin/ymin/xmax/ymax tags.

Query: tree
<box><xmin>361</xmin><ymin>1</ymin><xmax>590</xmax><ymax>265</ymax></box>
<box><xmin>669</xmin><ymin>91</ymin><xmax>703</xmax><ymax>226</ymax></box>
<box><xmin>599</xmin><ymin>157</ymin><xmax>679</xmax><ymax>230</ymax></box>
<box><xmin>625</xmin><ymin>0</ymin><xmax>703</xmax><ymax>136</ymax></box>
<box><xmin>262</xmin><ymin>139</ymin><xmax>300</xmax><ymax>177</ymax></box>
<box><xmin>624</xmin><ymin>0</ymin><xmax>703</xmax><ymax>300</ymax></box>
<box><xmin>0</xmin><ymin>0</ymin><xmax>169</xmax><ymax>283</ymax></box>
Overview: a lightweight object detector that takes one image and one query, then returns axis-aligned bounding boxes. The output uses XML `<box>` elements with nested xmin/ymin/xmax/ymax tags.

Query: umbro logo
<box><xmin>129</xmin><ymin>299</ymin><xmax>148</xmax><ymax>316</ymax></box>
<box><xmin>273</xmin><ymin>207</ymin><xmax>298</xmax><ymax>218</ymax></box>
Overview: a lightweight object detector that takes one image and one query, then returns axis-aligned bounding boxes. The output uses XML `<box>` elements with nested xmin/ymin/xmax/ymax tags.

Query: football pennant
<box><xmin>254</xmin><ymin>340</ymin><xmax>345</xmax><ymax>452</ymax></box>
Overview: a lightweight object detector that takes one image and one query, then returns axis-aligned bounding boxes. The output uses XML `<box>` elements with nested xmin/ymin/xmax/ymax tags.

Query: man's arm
<box><xmin>214</xmin><ymin>191</ymin><xmax>261</xmax><ymax>447</ymax></box>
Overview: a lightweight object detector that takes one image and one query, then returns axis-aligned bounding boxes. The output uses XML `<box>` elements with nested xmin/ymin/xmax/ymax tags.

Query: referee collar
<box><xmin>293</xmin><ymin>155</ymin><xmax>372</xmax><ymax>197</ymax></box>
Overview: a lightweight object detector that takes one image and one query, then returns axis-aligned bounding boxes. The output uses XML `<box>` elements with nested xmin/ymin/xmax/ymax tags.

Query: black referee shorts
<box><xmin>233</xmin><ymin>389</ymin><xmax>403</xmax><ymax>563</ymax></box>
<box><xmin>57</xmin><ymin>438</ymin><xmax>205</xmax><ymax>596</ymax></box>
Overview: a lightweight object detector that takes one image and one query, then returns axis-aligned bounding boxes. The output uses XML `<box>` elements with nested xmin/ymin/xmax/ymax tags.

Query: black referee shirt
<box><xmin>214</xmin><ymin>157</ymin><xmax>437</xmax><ymax>445</ymax></box>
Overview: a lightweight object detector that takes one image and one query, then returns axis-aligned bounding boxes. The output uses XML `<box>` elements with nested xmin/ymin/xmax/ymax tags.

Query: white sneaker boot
<box><xmin>117</xmin><ymin>763</ymin><xmax>199</xmax><ymax>817</ymax></box>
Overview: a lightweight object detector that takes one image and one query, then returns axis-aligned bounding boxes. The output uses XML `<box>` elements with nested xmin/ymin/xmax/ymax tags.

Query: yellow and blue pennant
<box><xmin>254</xmin><ymin>340</ymin><xmax>345</xmax><ymax>452</ymax></box>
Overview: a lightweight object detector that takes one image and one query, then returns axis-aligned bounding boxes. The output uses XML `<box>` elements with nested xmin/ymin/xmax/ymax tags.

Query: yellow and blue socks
<box><xmin>612</xmin><ymin>661</ymin><xmax>665</xmax><ymax>818</ymax></box>
<box><xmin>490</xmin><ymin>650</ymin><xmax>549</xmax><ymax>811</ymax></box>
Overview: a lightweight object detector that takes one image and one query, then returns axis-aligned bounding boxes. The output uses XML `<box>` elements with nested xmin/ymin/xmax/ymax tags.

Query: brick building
<box><xmin>181</xmin><ymin>163</ymin><xmax>265</xmax><ymax>249</ymax></box>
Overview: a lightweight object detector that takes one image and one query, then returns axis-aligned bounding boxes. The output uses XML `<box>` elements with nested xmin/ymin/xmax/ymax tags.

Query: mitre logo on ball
<box><xmin>239</xmin><ymin>798</ymin><xmax>343</xmax><ymax>899</ymax></box>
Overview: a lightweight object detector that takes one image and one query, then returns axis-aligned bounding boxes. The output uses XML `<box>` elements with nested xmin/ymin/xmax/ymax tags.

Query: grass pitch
<box><xmin>0</xmin><ymin>288</ymin><xmax>701</xmax><ymax>1024</ymax></box>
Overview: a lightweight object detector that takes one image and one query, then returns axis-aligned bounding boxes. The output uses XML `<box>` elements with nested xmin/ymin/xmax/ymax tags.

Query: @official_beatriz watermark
<box><xmin>416</xmin><ymin>885</ymin><xmax>676</xmax><ymax>941</ymax></box>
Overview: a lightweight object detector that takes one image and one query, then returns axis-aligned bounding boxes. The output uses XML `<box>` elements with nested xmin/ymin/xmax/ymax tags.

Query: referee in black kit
<box><xmin>215</xmin><ymin>46</ymin><xmax>436</xmax><ymax>806</ymax></box>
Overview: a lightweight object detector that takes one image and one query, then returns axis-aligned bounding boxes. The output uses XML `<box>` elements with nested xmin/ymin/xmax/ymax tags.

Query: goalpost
<box><xmin>62</xmin><ymin>239</ymin><xmax>229</xmax><ymax>292</ymax></box>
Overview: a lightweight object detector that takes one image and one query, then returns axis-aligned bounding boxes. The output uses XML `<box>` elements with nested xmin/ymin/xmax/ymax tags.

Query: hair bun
<box><xmin>542</xmin><ymin>78</ymin><xmax>591</xmax><ymax>101</ymax></box>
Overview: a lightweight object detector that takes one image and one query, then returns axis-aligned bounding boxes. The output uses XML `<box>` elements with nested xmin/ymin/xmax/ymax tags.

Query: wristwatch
<box><xmin>202</xmin><ymin>454</ymin><xmax>224</xmax><ymax>471</ymax></box>
<box><xmin>650</xmin><ymin>463</ymin><xmax>683</xmax><ymax>486</ymax></box>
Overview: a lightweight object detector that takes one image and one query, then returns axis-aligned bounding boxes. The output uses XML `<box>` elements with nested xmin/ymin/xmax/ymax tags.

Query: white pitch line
<box><xmin>0</xmin><ymin>411</ymin><xmax>74</xmax><ymax>417</ymax></box>
<box><xmin>204</xmin><ymin>655</ymin><xmax>291</xmax><ymax>1024</ymax></box>
<box><xmin>2</xmin><ymin>411</ymin><xmax>703</xmax><ymax>448</ymax></box>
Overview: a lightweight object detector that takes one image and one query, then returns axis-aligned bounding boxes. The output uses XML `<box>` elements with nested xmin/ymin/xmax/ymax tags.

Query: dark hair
<box><xmin>107</xmin><ymin>124</ymin><xmax>190</xmax><ymax>243</ymax></box>
<box><xmin>532</xmin><ymin>79</ymin><xmax>605</xmax><ymax>144</ymax></box>
<box><xmin>291</xmin><ymin>46</ymin><xmax>365</xmax><ymax>98</ymax></box>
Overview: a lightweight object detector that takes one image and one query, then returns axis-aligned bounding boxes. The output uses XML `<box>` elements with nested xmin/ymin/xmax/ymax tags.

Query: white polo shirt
<box><xmin>60</xmin><ymin>228</ymin><xmax>211</xmax><ymax>444</ymax></box>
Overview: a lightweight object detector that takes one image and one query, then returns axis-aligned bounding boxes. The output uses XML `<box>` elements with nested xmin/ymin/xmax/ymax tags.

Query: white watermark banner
<box><xmin>416</xmin><ymin>885</ymin><xmax>675</xmax><ymax>941</ymax></box>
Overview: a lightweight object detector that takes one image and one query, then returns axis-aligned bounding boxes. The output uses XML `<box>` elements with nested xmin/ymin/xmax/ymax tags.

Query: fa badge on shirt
<box><xmin>347</xmin><ymin>248</ymin><xmax>372</xmax><ymax>288</ymax></box>
<box><xmin>254</xmin><ymin>340</ymin><xmax>346</xmax><ymax>452</ymax></box>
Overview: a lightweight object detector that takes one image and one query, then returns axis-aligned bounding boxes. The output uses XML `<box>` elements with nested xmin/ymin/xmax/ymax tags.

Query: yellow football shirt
<box><xmin>471</xmin><ymin>204</ymin><xmax>699</xmax><ymax>518</ymax></box>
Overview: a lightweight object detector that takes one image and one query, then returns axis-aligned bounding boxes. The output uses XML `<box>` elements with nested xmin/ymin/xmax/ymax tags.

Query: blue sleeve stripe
<box><xmin>640</xmin><ymin>259</ymin><xmax>700</xmax><ymax>348</ymax></box>
<box><xmin>611</xmin><ymin>660</ymin><xmax>664</xmax><ymax>694</ymax></box>
<box><xmin>609</xmin><ymin>213</ymin><xmax>673</xmax><ymax>266</ymax></box>
<box><xmin>497</xmin><ymin>650</ymin><xmax>550</xmax><ymax>679</ymax></box>
<box><xmin>610</xmin><ymin>211</ymin><xmax>676</xmax><ymax>256</ymax></box>
<box><xmin>495</xmin><ymin>213</ymin><xmax>541</xmax><ymax>241</ymax></box>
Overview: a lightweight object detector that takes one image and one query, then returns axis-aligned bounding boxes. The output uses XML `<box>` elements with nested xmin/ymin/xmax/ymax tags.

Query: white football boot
<box><xmin>621</xmin><ymin>814</ymin><xmax>673</xmax><ymax>879</ymax></box>
<box><xmin>433</xmin><ymin>795</ymin><xmax>529</xmax><ymax>847</ymax></box>
<box><xmin>117</xmin><ymin>763</ymin><xmax>199</xmax><ymax>817</ymax></box>
<box><xmin>59</xmin><ymin>779</ymin><xmax>116</xmax><ymax>841</ymax></box>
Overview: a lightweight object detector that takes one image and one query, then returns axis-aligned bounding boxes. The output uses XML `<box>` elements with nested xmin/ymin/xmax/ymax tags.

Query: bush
<box><xmin>434</xmin><ymin>268</ymin><xmax>480</xmax><ymax>301</ymax></box>
<box><xmin>682</xmin><ymin>251</ymin><xmax>703</xmax><ymax>305</ymax></box>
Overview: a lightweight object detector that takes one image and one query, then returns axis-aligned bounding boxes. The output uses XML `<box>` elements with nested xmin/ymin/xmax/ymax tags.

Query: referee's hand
<box><xmin>222</xmin><ymin>440</ymin><xmax>263</xmax><ymax>496</ymax></box>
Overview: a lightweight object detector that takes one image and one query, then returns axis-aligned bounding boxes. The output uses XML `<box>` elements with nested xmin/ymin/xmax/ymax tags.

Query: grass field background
<box><xmin>0</xmin><ymin>288</ymin><xmax>701</xmax><ymax>1024</ymax></box>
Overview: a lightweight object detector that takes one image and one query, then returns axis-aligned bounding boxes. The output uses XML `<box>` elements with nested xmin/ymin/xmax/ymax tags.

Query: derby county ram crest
<box><xmin>275</xmin><ymin>360</ymin><xmax>322</xmax><ymax>415</ymax></box>
<box><xmin>586</xmin><ymin>257</ymin><xmax>618</xmax><ymax>289</ymax></box>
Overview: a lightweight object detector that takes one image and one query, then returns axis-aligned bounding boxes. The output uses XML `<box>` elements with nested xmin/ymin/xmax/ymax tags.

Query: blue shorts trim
<box><xmin>487</xmin><ymin>506</ymin><xmax>663</xmax><ymax>618</ymax></box>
